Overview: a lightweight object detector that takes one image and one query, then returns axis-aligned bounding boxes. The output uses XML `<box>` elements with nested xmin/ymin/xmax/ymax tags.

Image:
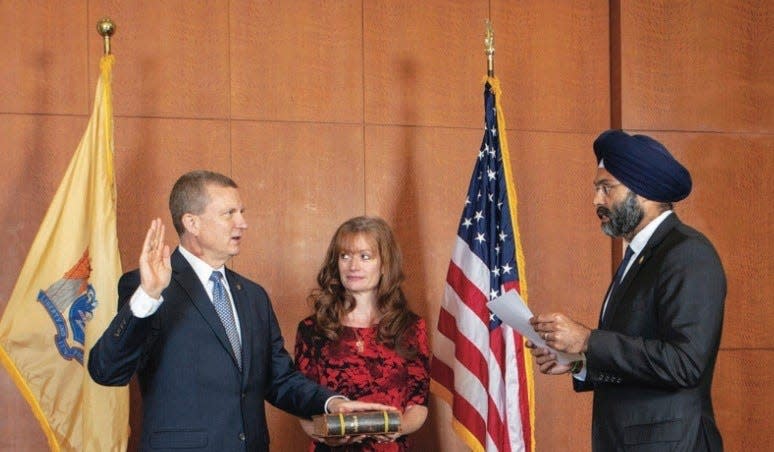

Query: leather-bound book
<box><xmin>312</xmin><ymin>410</ymin><xmax>401</xmax><ymax>437</ymax></box>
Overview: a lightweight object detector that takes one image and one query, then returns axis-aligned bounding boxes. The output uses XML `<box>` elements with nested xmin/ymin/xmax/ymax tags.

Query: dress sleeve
<box><xmin>405</xmin><ymin>317</ymin><xmax>431</xmax><ymax>406</ymax></box>
<box><xmin>293</xmin><ymin>318</ymin><xmax>320</xmax><ymax>382</ymax></box>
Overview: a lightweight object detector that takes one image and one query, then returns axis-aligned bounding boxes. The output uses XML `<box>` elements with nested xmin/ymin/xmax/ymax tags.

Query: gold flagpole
<box><xmin>485</xmin><ymin>19</ymin><xmax>495</xmax><ymax>77</ymax></box>
<box><xmin>96</xmin><ymin>18</ymin><xmax>116</xmax><ymax>55</ymax></box>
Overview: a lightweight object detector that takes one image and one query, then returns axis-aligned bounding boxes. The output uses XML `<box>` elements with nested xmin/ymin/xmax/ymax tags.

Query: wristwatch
<box><xmin>569</xmin><ymin>360</ymin><xmax>583</xmax><ymax>374</ymax></box>
<box><xmin>570</xmin><ymin>352</ymin><xmax>585</xmax><ymax>374</ymax></box>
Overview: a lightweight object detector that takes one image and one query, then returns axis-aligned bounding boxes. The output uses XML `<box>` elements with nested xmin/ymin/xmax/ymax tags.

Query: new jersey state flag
<box><xmin>0</xmin><ymin>55</ymin><xmax>129</xmax><ymax>451</ymax></box>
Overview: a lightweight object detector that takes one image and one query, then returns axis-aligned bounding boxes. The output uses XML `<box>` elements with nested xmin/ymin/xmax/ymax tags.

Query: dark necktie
<box><xmin>610</xmin><ymin>246</ymin><xmax>635</xmax><ymax>297</ymax></box>
<box><xmin>210</xmin><ymin>271</ymin><xmax>242</xmax><ymax>368</ymax></box>
<box><xmin>601</xmin><ymin>246</ymin><xmax>635</xmax><ymax>324</ymax></box>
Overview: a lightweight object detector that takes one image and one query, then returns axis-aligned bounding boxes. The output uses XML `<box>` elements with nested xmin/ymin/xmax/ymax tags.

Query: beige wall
<box><xmin>1</xmin><ymin>1</ymin><xmax>771</xmax><ymax>451</ymax></box>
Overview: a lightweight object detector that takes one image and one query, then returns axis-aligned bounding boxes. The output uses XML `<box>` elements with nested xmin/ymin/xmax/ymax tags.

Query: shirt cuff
<box><xmin>324</xmin><ymin>395</ymin><xmax>350</xmax><ymax>414</ymax></box>
<box><xmin>129</xmin><ymin>286</ymin><xmax>164</xmax><ymax>318</ymax></box>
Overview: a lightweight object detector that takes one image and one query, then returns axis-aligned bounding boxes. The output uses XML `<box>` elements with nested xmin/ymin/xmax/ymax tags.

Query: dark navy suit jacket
<box><xmin>89</xmin><ymin>249</ymin><xmax>334</xmax><ymax>451</ymax></box>
<box><xmin>575</xmin><ymin>214</ymin><xmax>726</xmax><ymax>451</ymax></box>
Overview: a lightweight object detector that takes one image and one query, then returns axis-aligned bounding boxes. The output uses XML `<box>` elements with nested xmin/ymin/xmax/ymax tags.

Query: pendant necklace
<box><xmin>353</xmin><ymin>328</ymin><xmax>365</xmax><ymax>353</ymax></box>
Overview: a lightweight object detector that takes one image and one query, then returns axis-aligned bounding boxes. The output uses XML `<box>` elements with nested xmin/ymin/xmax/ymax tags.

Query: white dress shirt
<box><xmin>129</xmin><ymin>245</ymin><xmax>242</xmax><ymax>341</ymax></box>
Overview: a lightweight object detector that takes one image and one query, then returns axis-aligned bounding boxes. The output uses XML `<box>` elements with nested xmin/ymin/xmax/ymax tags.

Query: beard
<box><xmin>596</xmin><ymin>191</ymin><xmax>644</xmax><ymax>238</ymax></box>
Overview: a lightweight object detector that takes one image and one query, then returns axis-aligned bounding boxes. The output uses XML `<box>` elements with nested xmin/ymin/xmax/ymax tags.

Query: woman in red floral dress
<box><xmin>295</xmin><ymin>216</ymin><xmax>430</xmax><ymax>451</ymax></box>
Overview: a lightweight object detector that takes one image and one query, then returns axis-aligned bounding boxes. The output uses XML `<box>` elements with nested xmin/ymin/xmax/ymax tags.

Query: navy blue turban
<box><xmin>593</xmin><ymin>129</ymin><xmax>692</xmax><ymax>202</ymax></box>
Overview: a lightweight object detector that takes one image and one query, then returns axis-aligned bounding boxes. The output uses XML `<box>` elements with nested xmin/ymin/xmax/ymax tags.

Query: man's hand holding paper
<box><xmin>529</xmin><ymin>312</ymin><xmax>592</xmax><ymax>355</ymax></box>
<box><xmin>486</xmin><ymin>291</ymin><xmax>584</xmax><ymax>365</ymax></box>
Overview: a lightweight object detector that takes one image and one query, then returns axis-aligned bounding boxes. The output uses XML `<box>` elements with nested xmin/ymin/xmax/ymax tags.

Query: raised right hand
<box><xmin>139</xmin><ymin>218</ymin><xmax>172</xmax><ymax>299</ymax></box>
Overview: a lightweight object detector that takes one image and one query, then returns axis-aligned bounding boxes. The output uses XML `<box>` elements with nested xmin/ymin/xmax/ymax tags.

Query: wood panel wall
<box><xmin>0</xmin><ymin>1</ymin><xmax>770</xmax><ymax>451</ymax></box>
<box><xmin>617</xmin><ymin>2</ymin><xmax>773</xmax><ymax>451</ymax></box>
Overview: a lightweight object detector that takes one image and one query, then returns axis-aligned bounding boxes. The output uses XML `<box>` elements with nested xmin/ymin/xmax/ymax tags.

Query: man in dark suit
<box><xmin>89</xmin><ymin>170</ymin><xmax>391</xmax><ymax>451</ymax></box>
<box><xmin>528</xmin><ymin>130</ymin><xmax>726</xmax><ymax>451</ymax></box>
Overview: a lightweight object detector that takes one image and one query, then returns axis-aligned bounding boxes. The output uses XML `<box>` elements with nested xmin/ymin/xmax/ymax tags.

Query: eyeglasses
<box><xmin>593</xmin><ymin>182</ymin><xmax>622</xmax><ymax>197</ymax></box>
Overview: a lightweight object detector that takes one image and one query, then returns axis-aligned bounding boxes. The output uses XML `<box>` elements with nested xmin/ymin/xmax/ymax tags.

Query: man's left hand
<box><xmin>525</xmin><ymin>341</ymin><xmax>572</xmax><ymax>375</ymax></box>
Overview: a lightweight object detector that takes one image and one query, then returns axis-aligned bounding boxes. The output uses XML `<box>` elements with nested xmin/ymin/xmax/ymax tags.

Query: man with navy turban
<box><xmin>528</xmin><ymin>130</ymin><xmax>726</xmax><ymax>451</ymax></box>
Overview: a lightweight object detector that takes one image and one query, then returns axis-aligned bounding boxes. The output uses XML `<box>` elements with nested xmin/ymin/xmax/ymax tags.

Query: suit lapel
<box><xmin>598</xmin><ymin>281</ymin><xmax>616</xmax><ymax>327</ymax></box>
<box><xmin>602</xmin><ymin>254</ymin><xmax>645</xmax><ymax>328</ymax></box>
<box><xmin>171</xmin><ymin>250</ymin><xmax>242</xmax><ymax>370</ymax></box>
<box><xmin>601</xmin><ymin>214</ymin><xmax>681</xmax><ymax>329</ymax></box>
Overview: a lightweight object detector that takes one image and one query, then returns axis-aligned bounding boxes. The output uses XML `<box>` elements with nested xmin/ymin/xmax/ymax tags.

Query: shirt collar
<box><xmin>628</xmin><ymin>210</ymin><xmax>673</xmax><ymax>255</ymax></box>
<box><xmin>178</xmin><ymin>245</ymin><xmax>227</xmax><ymax>289</ymax></box>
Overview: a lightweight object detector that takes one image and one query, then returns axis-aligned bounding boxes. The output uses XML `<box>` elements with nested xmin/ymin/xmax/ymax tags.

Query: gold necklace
<box><xmin>353</xmin><ymin>328</ymin><xmax>365</xmax><ymax>353</ymax></box>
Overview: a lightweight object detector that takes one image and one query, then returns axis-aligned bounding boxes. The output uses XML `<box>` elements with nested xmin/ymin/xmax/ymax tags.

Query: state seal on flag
<box><xmin>36</xmin><ymin>250</ymin><xmax>98</xmax><ymax>365</ymax></box>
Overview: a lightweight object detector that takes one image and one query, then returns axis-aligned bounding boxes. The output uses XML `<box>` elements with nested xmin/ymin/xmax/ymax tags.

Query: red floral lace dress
<box><xmin>294</xmin><ymin>315</ymin><xmax>430</xmax><ymax>452</ymax></box>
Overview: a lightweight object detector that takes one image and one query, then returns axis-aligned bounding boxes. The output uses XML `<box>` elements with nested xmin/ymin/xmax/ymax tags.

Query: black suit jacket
<box><xmin>89</xmin><ymin>249</ymin><xmax>335</xmax><ymax>451</ymax></box>
<box><xmin>574</xmin><ymin>214</ymin><xmax>726</xmax><ymax>451</ymax></box>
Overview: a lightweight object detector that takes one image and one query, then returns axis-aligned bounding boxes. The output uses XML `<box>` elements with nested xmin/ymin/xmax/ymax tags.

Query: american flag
<box><xmin>431</xmin><ymin>78</ymin><xmax>534</xmax><ymax>452</ymax></box>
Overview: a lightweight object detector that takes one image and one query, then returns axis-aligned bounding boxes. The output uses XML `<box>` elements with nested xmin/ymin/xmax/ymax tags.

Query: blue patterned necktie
<box><xmin>209</xmin><ymin>271</ymin><xmax>242</xmax><ymax>368</ymax></box>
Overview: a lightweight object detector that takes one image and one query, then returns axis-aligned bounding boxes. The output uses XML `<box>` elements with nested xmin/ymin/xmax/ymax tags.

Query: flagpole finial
<box><xmin>485</xmin><ymin>19</ymin><xmax>495</xmax><ymax>77</ymax></box>
<box><xmin>96</xmin><ymin>18</ymin><xmax>116</xmax><ymax>55</ymax></box>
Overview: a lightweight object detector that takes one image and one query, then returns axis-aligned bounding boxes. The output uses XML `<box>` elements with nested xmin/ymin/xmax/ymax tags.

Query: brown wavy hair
<box><xmin>309</xmin><ymin>216</ymin><xmax>419</xmax><ymax>359</ymax></box>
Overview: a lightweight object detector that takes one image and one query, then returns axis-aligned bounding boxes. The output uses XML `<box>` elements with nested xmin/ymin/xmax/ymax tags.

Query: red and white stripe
<box><xmin>432</xmin><ymin>236</ymin><xmax>531</xmax><ymax>452</ymax></box>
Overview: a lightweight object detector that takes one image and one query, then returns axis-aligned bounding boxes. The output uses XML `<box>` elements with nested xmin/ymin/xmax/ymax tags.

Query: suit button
<box><xmin>241</xmin><ymin>392</ymin><xmax>246</xmax><ymax>399</ymax></box>
<box><xmin>239</xmin><ymin>433</ymin><xmax>246</xmax><ymax>441</ymax></box>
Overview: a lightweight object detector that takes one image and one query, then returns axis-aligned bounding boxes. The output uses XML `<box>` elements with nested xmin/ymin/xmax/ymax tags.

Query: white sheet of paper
<box><xmin>487</xmin><ymin>290</ymin><xmax>582</xmax><ymax>365</ymax></box>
